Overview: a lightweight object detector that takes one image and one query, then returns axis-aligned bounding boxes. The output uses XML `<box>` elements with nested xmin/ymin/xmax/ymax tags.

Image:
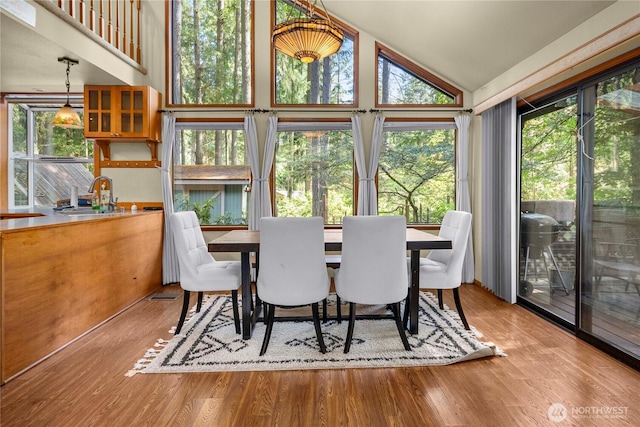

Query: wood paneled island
<box><xmin>0</xmin><ymin>210</ymin><xmax>163</xmax><ymax>383</ymax></box>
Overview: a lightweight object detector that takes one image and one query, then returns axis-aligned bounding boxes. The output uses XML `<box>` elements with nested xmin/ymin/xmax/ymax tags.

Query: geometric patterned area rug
<box><xmin>127</xmin><ymin>291</ymin><xmax>504</xmax><ymax>375</ymax></box>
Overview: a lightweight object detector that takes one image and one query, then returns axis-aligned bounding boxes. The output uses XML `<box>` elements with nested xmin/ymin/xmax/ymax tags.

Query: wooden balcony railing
<box><xmin>48</xmin><ymin>0</ymin><xmax>143</xmax><ymax>65</ymax></box>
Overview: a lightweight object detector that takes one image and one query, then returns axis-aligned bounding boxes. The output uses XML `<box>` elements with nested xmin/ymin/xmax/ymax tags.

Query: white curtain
<box><xmin>354</xmin><ymin>114</ymin><xmax>384</xmax><ymax>215</ymax></box>
<box><xmin>248</xmin><ymin>115</ymin><xmax>278</xmax><ymax>229</ymax></box>
<box><xmin>481</xmin><ymin>98</ymin><xmax>517</xmax><ymax>302</ymax></box>
<box><xmin>160</xmin><ymin>113</ymin><xmax>179</xmax><ymax>285</ymax></box>
<box><xmin>246</xmin><ymin>114</ymin><xmax>260</xmax><ymax>230</ymax></box>
<box><xmin>454</xmin><ymin>113</ymin><xmax>475</xmax><ymax>284</ymax></box>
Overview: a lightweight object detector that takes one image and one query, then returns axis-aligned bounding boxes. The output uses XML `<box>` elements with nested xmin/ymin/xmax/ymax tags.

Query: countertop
<box><xmin>0</xmin><ymin>207</ymin><xmax>160</xmax><ymax>232</ymax></box>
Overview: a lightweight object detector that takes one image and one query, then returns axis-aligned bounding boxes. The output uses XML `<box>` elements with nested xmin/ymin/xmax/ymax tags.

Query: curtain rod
<box><xmin>159</xmin><ymin>108</ymin><xmax>473</xmax><ymax>114</ymax></box>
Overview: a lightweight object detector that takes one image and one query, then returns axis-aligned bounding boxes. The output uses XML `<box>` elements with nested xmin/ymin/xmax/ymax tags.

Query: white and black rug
<box><xmin>127</xmin><ymin>292</ymin><xmax>504</xmax><ymax>375</ymax></box>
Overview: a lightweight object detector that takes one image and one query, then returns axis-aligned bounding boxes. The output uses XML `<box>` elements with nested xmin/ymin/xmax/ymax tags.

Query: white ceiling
<box><xmin>0</xmin><ymin>1</ymin><xmax>619</xmax><ymax>95</ymax></box>
<box><xmin>323</xmin><ymin>0</ymin><xmax>617</xmax><ymax>92</ymax></box>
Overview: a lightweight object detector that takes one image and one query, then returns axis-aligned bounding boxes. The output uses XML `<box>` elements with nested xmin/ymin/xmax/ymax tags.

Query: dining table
<box><xmin>208</xmin><ymin>228</ymin><xmax>452</xmax><ymax>339</ymax></box>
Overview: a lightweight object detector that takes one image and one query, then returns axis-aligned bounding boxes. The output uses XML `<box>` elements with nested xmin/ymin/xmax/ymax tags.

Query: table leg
<box><xmin>241</xmin><ymin>252</ymin><xmax>253</xmax><ymax>339</ymax></box>
<box><xmin>410</xmin><ymin>250</ymin><xmax>420</xmax><ymax>334</ymax></box>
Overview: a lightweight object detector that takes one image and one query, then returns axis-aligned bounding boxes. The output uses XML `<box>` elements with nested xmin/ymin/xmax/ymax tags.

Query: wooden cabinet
<box><xmin>84</xmin><ymin>85</ymin><xmax>162</xmax><ymax>170</ymax></box>
<box><xmin>84</xmin><ymin>85</ymin><xmax>161</xmax><ymax>141</ymax></box>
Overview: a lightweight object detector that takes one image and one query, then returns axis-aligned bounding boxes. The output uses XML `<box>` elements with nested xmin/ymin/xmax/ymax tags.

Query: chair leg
<box><xmin>311</xmin><ymin>302</ymin><xmax>326</xmax><ymax>354</ymax></box>
<box><xmin>452</xmin><ymin>288</ymin><xmax>470</xmax><ymax>330</ymax></box>
<box><xmin>263</xmin><ymin>302</ymin><xmax>268</xmax><ymax>324</ymax></box>
<box><xmin>336</xmin><ymin>295</ymin><xmax>342</xmax><ymax>323</ymax></box>
<box><xmin>402</xmin><ymin>294</ymin><xmax>410</xmax><ymax>329</ymax></box>
<box><xmin>393</xmin><ymin>302</ymin><xmax>411</xmax><ymax>351</ymax></box>
<box><xmin>231</xmin><ymin>290</ymin><xmax>241</xmax><ymax>335</ymax></box>
<box><xmin>260</xmin><ymin>304</ymin><xmax>275</xmax><ymax>356</ymax></box>
<box><xmin>197</xmin><ymin>291</ymin><xmax>204</xmax><ymax>312</ymax></box>
<box><xmin>322</xmin><ymin>298</ymin><xmax>328</xmax><ymax>323</ymax></box>
<box><xmin>344</xmin><ymin>302</ymin><xmax>356</xmax><ymax>353</ymax></box>
<box><xmin>437</xmin><ymin>289</ymin><xmax>444</xmax><ymax>310</ymax></box>
<box><xmin>175</xmin><ymin>290</ymin><xmax>191</xmax><ymax>334</ymax></box>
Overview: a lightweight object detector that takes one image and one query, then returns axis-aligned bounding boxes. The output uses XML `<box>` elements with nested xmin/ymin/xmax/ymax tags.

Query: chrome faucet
<box><xmin>88</xmin><ymin>175</ymin><xmax>117</xmax><ymax>212</ymax></box>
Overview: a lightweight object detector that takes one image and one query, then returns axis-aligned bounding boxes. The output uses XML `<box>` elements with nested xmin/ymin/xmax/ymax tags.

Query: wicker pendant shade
<box><xmin>273</xmin><ymin>5</ymin><xmax>344</xmax><ymax>64</ymax></box>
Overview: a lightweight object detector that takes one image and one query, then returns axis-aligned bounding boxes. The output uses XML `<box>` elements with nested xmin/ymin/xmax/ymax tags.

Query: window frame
<box><xmin>165</xmin><ymin>0</ymin><xmax>256</xmax><ymax>108</ymax></box>
<box><xmin>270</xmin><ymin>0</ymin><xmax>359</xmax><ymax>108</ymax></box>
<box><xmin>173</xmin><ymin>118</ymin><xmax>251</xmax><ymax>227</ymax></box>
<box><xmin>376</xmin><ymin>42</ymin><xmax>463</xmax><ymax>108</ymax></box>
<box><xmin>7</xmin><ymin>96</ymin><xmax>92</xmax><ymax>209</ymax></box>
<box><xmin>271</xmin><ymin>118</ymin><xmax>356</xmax><ymax>223</ymax></box>
<box><xmin>378</xmin><ymin>118</ymin><xmax>458</xmax><ymax>225</ymax></box>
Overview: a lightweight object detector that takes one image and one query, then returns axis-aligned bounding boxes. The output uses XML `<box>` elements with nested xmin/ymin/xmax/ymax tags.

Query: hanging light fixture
<box><xmin>52</xmin><ymin>57</ymin><xmax>83</xmax><ymax>129</ymax></box>
<box><xmin>273</xmin><ymin>0</ymin><xmax>344</xmax><ymax>64</ymax></box>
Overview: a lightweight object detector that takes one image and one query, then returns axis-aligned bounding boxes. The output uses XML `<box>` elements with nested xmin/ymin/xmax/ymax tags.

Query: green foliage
<box><xmin>520</xmin><ymin>66</ymin><xmax>640</xmax><ymax>208</ymax></box>
<box><xmin>174</xmin><ymin>0</ymin><xmax>251</xmax><ymax>105</ymax></box>
<box><xmin>174</xmin><ymin>193</ymin><xmax>217</xmax><ymax>225</ymax></box>
<box><xmin>174</xmin><ymin>192</ymin><xmax>247</xmax><ymax>225</ymax></box>
<box><xmin>274</xmin><ymin>129</ymin><xmax>353</xmax><ymax>223</ymax></box>
<box><xmin>273</xmin><ymin>0</ymin><xmax>355</xmax><ymax>105</ymax></box>
<box><xmin>378</xmin><ymin>129</ymin><xmax>455</xmax><ymax>224</ymax></box>
<box><xmin>378</xmin><ymin>56</ymin><xmax>455</xmax><ymax>105</ymax></box>
<box><xmin>521</xmin><ymin>97</ymin><xmax>577</xmax><ymax>201</ymax></box>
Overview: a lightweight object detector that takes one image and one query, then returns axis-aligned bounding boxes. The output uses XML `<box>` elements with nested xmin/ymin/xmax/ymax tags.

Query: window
<box><xmin>8</xmin><ymin>98</ymin><xmax>93</xmax><ymax>208</ymax></box>
<box><xmin>378</xmin><ymin>120</ymin><xmax>457</xmax><ymax>224</ymax></box>
<box><xmin>376</xmin><ymin>43</ymin><xmax>462</xmax><ymax>107</ymax></box>
<box><xmin>274</xmin><ymin>121</ymin><xmax>353</xmax><ymax>223</ymax></box>
<box><xmin>173</xmin><ymin>121</ymin><xmax>250</xmax><ymax>225</ymax></box>
<box><xmin>273</xmin><ymin>0</ymin><xmax>357</xmax><ymax>106</ymax></box>
<box><xmin>168</xmin><ymin>0</ymin><xmax>253</xmax><ymax>106</ymax></box>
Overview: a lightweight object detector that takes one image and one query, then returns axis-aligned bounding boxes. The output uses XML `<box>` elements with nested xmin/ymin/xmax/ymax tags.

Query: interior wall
<box><xmin>472</xmin><ymin>1</ymin><xmax>639</xmax><ymax>112</ymax></box>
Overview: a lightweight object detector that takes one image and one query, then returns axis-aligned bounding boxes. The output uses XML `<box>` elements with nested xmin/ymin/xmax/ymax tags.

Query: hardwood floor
<box><xmin>2</xmin><ymin>284</ymin><xmax>639</xmax><ymax>426</ymax></box>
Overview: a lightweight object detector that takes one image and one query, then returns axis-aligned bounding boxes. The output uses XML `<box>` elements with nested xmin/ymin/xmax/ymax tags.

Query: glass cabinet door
<box><xmin>118</xmin><ymin>88</ymin><xmax>146</xmax><ymax>136</ymax></box>
<box><xmin>85</xmin><ymin>87</ymin><xmax>112</xmax><ymax>137</ymax></box>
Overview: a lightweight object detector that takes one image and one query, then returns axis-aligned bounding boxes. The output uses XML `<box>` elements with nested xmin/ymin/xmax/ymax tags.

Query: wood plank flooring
<box><xmin>2</xmin><ymin>284</ymin><xmax>640</xmax><ymax>426</ymax></box>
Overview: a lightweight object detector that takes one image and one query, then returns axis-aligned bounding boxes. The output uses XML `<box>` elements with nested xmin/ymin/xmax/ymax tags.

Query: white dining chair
<box><xmin>406</xmin><ymin>210</ymin><xmax>472</xmax><ymax>330</ymax></box>
<box><xmin>334</xmin><ymin>215</ymin><xmax>411</xmax><ymax>353</ymax></box>
<box><xmin>257</xmin><ymin>217</ymin><xmax>331</xmax><ymax>356</ymax></box>
<box><xmin>170</xmin><ymin>211</ymin><xmax>242</xmax><ymax>334</ymax></box>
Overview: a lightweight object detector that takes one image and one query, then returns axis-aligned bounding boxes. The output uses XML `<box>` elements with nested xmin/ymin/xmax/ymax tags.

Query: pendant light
<box><xmin>52</xmin><ymin>57</ymin><xmax>83</xmax><ymax>129</ymax></box>
<box><xmin>273</xmin><ymin>0</ymin><xmax>344</xmax><ymax>64</ymax></box>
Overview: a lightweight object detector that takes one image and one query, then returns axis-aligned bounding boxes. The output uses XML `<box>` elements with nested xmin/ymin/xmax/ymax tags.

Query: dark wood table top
<box><xmin>208</xmin><ymin>228</ymin><xmax>451</xmax><ymax>252</ymax></box>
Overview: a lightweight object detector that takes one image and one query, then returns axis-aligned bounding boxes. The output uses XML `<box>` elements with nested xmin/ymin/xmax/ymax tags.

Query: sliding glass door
<box><xmin>519</xmin><ymin>93</ymin><xmax>578</xmax><ymax>325</ymax></box>
<box><xmin>580</xmin><ymin>65</ymin><xmax>640</xmax><ymax>360</ymax></box>
<box><xmin>518</xmin><ymin>61</ymin><xmax>640</xmax><ymax>367</ymax></box>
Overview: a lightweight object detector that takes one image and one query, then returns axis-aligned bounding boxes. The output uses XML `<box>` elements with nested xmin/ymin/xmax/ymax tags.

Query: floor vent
<box><xmin>148</xmin><ymin>294</ymin><xmax>181</xmax><ymax>301</ymax></box>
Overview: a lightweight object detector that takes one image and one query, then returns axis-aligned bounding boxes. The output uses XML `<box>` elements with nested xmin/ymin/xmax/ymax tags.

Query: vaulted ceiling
<box><xmin>0</xmin><ymin>1</ymin><xmax>621</xmax><ymax>95</ymax></box>
<box><xmin>323</xmin><ymin>0</ymin><xmax>617</xmax><ymax>92</ymax></box>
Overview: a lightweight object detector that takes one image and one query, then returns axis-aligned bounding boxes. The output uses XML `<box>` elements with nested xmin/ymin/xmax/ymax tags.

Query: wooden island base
<box><xmin>0</xmin><ymin>211</ymin><xmax>163</xmax><ymax>383</ymax></box>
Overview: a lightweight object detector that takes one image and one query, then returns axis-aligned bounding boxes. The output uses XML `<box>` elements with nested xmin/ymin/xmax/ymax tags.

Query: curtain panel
<box><xmin>160</xmin><ymin>113</ymin><xmax>179</xmax><ymax>285</ymax></box>
<box><xmin>481</xmin><ymin>97</ymin><xmax>517</xmax><ymax>302</ymax></box>
<box><xmin>454</xmin><ymin>113</ymin><xmax>475</xmax><ymax>284</ymax></box>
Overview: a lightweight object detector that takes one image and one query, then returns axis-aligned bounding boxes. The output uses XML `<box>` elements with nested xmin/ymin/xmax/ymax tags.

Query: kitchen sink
<box><xmin>54</xmin><ymin>207</ymin><xmax>120</xmax><ymax>217</ymax></box>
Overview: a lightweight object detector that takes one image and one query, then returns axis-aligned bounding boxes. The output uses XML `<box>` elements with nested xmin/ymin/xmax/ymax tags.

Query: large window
<box><xmin>173</xmin><ymin>121</ymin><xmax>250</xmax><ymax>225</ymax></box>
<box><xmin>273</xmin><ymin>0</ymin><xmax>356</xmax><ymax>106</ymax></box>
<box><xmin>169</xmin><ymin>0</ymin><xmax>253</xmax><ymax>106</ymax></box>
<box><xmin>378</xmin><ymin>121</ymin><xmax>457</xmax><ymax>224</ymax></box>
<box><xmin>376</xmin><ymin>43</ymin><xmax>462</xmax><ymax>107</ymax></box>
<box><xmin>8</xmin><ymin>98</ymin><xmax>93</xmax><ymax>208</ymax></box>
<box><xmin>274</xmin><ymin>122</ymin><xmax>353</xmax><ymax>223</ymax></box>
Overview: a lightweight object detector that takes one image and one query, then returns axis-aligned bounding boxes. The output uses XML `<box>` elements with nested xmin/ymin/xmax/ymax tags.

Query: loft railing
<box><xmin>52</xmin><ymin>0</ymin><xmax>142</xmax><ymax>64</ymax></box>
